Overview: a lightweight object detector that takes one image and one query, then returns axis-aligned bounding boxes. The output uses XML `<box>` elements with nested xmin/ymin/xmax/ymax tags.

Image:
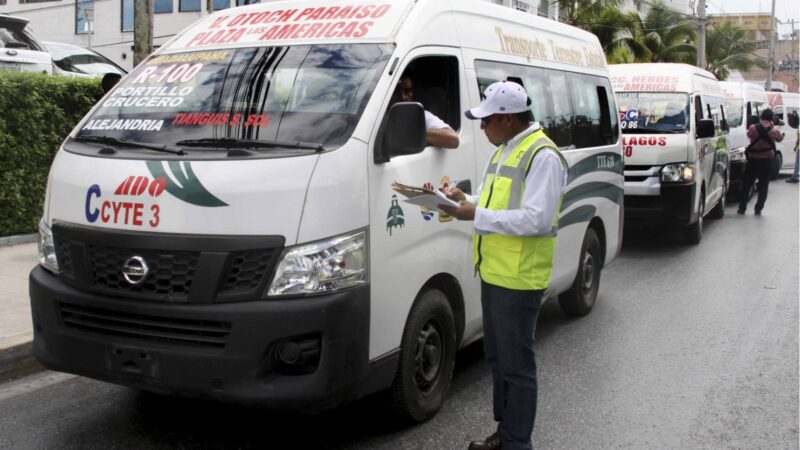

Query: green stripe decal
<box><xmin>567</xmin><ymin>152</ymin><xmax>624</xmax><ymax>185</ymax></box>
<box><xmin>559</xmin><ymin>205</ymin><xmax>596</xmax><ymax>229</ymax></box>
<box><xmin>146</xmin><ymin>161</ymin><xmax>228</xmax><ymax>207</ymax></box>
<box><xmin>561</xmin><ymin>181</ymin><xmax>623</xmax><ymax>211</ymax></box>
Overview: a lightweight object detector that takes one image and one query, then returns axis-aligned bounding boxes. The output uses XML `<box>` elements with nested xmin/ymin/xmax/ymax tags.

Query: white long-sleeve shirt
<box><xmin>469</xmin><ymin>123</ymin><xmax>567</xmax><ymax>237</ymax></box>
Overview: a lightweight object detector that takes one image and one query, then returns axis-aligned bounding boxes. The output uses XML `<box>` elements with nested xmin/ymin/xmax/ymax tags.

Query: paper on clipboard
<box><xmin>391</xmin><ymin>182</ymin><xmax>460</xmax><ymax>212</ymax></box>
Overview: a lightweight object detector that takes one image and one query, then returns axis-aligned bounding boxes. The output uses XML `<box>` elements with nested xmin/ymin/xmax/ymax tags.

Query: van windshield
<box><xmin>616</xmin><ymin>92</ymin><xmax>690</xmax><ymax>134</ymax></box>
<box><xmin>77</xmin><ymin>44</ymin><xmax>393</xmax><ymax>150</ymax></box>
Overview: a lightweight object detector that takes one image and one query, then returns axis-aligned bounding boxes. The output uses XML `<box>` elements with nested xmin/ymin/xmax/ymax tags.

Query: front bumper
<box><xmin>624</xmin><ymin>181</ymin><xmax>697</xmax><ymax>227</ymax></box>
<box><xmin>729</xmin><ymin>160</ymin><xmax>747</xmax><ymax>192</ymax></box>
<box><xmin>30</xmin><ymin>266</ymin><xmax>372</xmax><ymax>412</ymax></box>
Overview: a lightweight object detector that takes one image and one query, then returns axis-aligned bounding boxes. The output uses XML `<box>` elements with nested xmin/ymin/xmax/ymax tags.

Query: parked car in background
<box><xmin>0</xmin><ymin>14</ymin><xmax>53</xmax><ymax>74</ymax></box>
<box><xmin>44</xmin><ymin>41</ymin><xmax>126</xmax><ymax>78</ymax></box>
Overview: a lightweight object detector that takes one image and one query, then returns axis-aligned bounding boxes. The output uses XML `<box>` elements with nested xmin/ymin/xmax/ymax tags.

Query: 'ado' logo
<box><xmin>85</xmin><ymin>176</ymin><xmax>167</xmax><ymax>228</ymax></box>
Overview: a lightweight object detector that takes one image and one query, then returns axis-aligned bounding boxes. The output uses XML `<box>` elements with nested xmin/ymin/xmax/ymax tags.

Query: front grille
<box><xmin>53</xmin><ymin>237</ymin><xmax>75</xmax><ymax>278</ymax></box>
<box><xmin>624</xmin><ymin>176</ymin><xmax>652</xmax><ymax>183</ymax></box>
<box><xmin>51</xmin><ymin>222</ymin><xmax>284</xmax><ymax>304</ymax></box>
<box><xmin>221</xmin><ymin>250</ymin><xmax>276</xmax><ymax>294</ymax></box>
<box><xmin>87</xmin><ymin>245</ymin><xmax>199</xmax><ymax>301</ymax></box>
<box><xmin>59</xmin><ymin>302</ymin><xmax>231</xmax><ymax>349</ymax></box>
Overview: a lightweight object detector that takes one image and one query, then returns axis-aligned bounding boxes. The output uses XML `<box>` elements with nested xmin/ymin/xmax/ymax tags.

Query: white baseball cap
<box><xmin>465</xmin><ymin>81</ymin><xmax>530</xmax><ymax>120</ymax></box>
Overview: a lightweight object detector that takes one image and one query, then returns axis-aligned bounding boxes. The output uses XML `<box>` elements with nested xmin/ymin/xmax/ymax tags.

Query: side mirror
<box><xmin>696</xmin><ymin>119</ymin><xmax>715</xmax><ymax>139</ymax></box>
<box><xmin>788</xmin><ymin>112</ymin><xmax>799</xmax><ymax>129</ymax></box>
<box><xmin>374</xmin><ymin>102</ymin><xmax>426</xmax><ymax>164</ymax></box>
<box><xmin>746</xmin><ymin>115</ymin><xmax>759</xmax><ymax>128</ymax></box>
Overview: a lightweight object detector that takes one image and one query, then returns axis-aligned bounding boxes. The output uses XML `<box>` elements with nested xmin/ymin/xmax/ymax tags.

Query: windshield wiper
<box><xmin>176</xmin><ymin>137</ymin><xmax>325</xmax><ymax>152</ymax></box>
<box><xmin>73</xmin><ymin>135</ymin><xmax>187</xmax><ymax>155</ymax></box>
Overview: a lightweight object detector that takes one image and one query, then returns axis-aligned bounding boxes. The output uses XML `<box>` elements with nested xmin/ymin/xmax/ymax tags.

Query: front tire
<box><xmin>685</xmin><ymin>194</ymin><xmax>704</xmax><ymax>244</ymax></box>
<box><xmin>709</xmin><ymin>177</ymin><xmax>726</xmax><ymax>219</ymax></box>
<box><xmin>389</xmin><ymin>289</ymin><xmax>456</xmax><ymax>423</ymax></box>
<box><xmin>558</xmin><ymin>228</ymin><xmax>602</xmax><ymax>316</ymax></box>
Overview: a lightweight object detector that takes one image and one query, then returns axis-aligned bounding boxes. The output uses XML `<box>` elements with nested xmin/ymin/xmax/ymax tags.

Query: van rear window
<box><xmin>78</xmin><ymin>44</ymin><xmax>393</xmax><ymax>151</ymax></box>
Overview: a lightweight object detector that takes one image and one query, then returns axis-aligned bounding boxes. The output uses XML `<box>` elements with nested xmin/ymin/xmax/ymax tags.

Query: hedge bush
<box><xmin>0</xmin><ymin>71</ymin><xmax>102</xmax><ymax>236</ymax></box>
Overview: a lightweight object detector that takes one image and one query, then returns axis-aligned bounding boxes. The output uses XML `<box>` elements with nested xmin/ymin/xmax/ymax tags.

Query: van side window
<box><xmin>475</xmin><ymin>59</ymin><xmax>616</xmax><ymax>150</ymax></box>
<box><xmin>546</xmin><ymin>72</ymin><xmax>573</xmax><ymax>147</ymax></box>
<box><xmin>396</xmin><ymin>56</ymin><xmax>461</xmax><ymax>131</ymax></box>
<box><xmin>568</xmin><ymin>73</ymin><xmax>606</xmax><ymax>148</ymax></box>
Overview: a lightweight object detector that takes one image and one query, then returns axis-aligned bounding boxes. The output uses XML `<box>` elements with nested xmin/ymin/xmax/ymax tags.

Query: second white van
<box><xmin>610</xmin><ymin>63</ymin><xmax>729</xmax><ymax>243</ymax></box>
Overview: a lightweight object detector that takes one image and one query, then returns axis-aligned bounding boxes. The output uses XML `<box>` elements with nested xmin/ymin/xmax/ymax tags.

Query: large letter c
<box><xmin>85</xmin><ymin>185</ymin><xmax>101</xmax><ymax>223</ymax></box>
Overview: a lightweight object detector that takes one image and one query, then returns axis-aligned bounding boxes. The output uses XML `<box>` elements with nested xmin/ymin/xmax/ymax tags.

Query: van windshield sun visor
<box><xmin>76</xmin><ymin>44</ymin><xmax>394</xmax><ymax>152</ymax></box>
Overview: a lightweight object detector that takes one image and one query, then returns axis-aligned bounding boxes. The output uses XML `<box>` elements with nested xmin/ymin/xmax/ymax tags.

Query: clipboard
<box><xmin>392</xmin><ymin>182</ymin><xmax>460</xmax><ymax>212</ymax></box>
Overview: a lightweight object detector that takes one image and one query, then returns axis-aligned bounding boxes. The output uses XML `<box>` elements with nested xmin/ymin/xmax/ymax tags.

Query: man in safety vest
<box><xmin>440</xmin><ymin>81</ymin><xmax>567</xmax><ymax>450</ymax></box>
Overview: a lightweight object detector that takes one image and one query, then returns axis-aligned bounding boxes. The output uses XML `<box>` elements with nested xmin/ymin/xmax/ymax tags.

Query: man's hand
<box><xmin>439</xmin><ymin>201</ymin><xmax>476</xmax><ymax>220</ymax></box>
<box><xmin>442</xmin><ymin>187</ymin><xmax>466</xmax><ymax>203</ymax></box>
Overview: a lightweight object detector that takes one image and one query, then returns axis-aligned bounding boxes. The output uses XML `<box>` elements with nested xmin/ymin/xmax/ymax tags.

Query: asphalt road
<box><xmin>1</xmin><ymin>179</ymin><xmax>797</xmax><ymax>450</ymax></box>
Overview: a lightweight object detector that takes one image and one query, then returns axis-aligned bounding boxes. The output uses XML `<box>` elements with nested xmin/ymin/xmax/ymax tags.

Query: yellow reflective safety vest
<box><xmin>472</xmin><ymin>129</ymin><xmax>567</xmax><ymax>291</ymax></box>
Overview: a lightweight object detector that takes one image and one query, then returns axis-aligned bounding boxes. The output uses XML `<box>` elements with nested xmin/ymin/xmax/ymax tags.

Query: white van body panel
<box><xmin>48</xmin><ymin>149</ymin><xmax>318</xmax><ymax>241</ymax></box>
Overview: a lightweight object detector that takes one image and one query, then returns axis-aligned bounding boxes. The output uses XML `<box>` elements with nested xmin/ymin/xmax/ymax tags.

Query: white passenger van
<box><xmin>767</xmin><ymin>91</ymin><xmax>800</xmax><ymax>178</ymax></box>
<box><xmin>610</xmin><ymin>63</ymin><xmax>729</xmax><ymax>243</ymax></box>
<box><xmin>32</xmin><ymin>0</ymin><xmax>622</xmax><ymax>420</ymax></box>
<box><xmin>720</xmin><ymin>81</ymin><xmax>768</xmax><ymax>194</ymax></box>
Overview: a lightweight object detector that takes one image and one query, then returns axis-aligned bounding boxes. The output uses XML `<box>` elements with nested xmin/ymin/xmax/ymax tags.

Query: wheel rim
<box><xmin>581</xmin><ymin>251</ymin><xmax>595</xmax><ymax>296</ymax></box>
<box><xmin>414</xmin><ymin>319</ymin><xmax>443</xmax><ymax>395</ymax></box>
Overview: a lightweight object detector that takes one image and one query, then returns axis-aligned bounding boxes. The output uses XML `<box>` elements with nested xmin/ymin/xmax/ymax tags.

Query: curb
<box><xmin>0</xmin><ymin>234</ymin><xmax>37</xmax><ymax>248</ymax></box>
<box><xmin>0</xmin><ymin>333</ymin><xmax>41</xmax><ymax>382</ymax></box>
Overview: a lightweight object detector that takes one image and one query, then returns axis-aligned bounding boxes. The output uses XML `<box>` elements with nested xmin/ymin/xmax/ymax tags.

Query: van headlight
<box><xmin>266</xmin><ymin>230</ymin><xmax>368</xmax><ymax>297</ymax></box>
<box><xmin>37</xmin><ymin>219</ymin><xmax>59</xmax><ymax>273</ymax></box>
<box><xmin>661</xmin><ymin>163</ymin><xmax>695</xmax><ymax>182</ymax></box>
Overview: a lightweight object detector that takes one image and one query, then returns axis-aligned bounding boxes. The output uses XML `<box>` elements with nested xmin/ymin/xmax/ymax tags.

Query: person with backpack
<box><xmin>738</xmin><ymin>108</ymin><xmax>784</xmax><ymax>215</ymax></box>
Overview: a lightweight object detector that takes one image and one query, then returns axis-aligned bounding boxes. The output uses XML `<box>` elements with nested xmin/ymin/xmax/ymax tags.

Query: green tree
<box><xmin>623</xmin><ymin>2</ymin><xmax>697</xmax><ymax>63</ymax></box>
<box><xmin>704</xmin><ymin>22</ymin><xmax>768</xmax><ymax>80</ymax></box>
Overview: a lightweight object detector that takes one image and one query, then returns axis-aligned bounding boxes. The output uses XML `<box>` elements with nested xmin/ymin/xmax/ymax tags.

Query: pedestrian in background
<box><xmin>440</xmin><ymin>81</ymin><xmax>567</xmax><ymax>450</ymax></box>
<box><xmin>738</xmin><ymin>108</ymin><xmax>783</xmax><ymax>215</ymax></box>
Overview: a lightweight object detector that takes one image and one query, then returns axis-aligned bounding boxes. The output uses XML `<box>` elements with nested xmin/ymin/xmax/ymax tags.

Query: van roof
<box><xmin>158</xmin><ymin>0</ymin><xmax>606</xmax><ymax>73</ymax></box>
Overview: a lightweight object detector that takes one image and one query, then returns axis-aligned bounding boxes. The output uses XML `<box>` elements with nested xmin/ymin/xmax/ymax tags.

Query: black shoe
<box><xmin>755</xmin><ymin>210</ymin><xmax>762</xmax><ymax>215</ymax></box>
<box><xmin>468</xmin><ymin>432</ymin><xmax>501</xmax><ymax>450</ymax></box>
<box><xmin>787</xmin><ymin>178</ymin><xmax>799</xmax><ymax>183</ymax></box>
<box><xmin>737</xmin><ymin>208</ymin><xmax>745</xmax><ymax>215</ymax></box>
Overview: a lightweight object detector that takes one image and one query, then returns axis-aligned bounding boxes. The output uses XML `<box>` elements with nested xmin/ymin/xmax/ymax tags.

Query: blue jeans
<box><xmin>481</xmin><ymin>281</ymin><xmax>544</xmax><ymax>450</ymax></box>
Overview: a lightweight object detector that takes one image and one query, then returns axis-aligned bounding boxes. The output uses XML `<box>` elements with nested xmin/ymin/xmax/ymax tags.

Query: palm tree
<box><xmin>624</xmin><ymin>2</ymin><xmax>697</xmax><ymax>63</ymax></box>
<box><xmin>704</xmin><ymin>22</ymin><xmax>768</xmax><ymax>80</ymax></box>
<box><xmin>558</xmin><ymin>0</ymin><xmax>694</xmax><ymax>64</ymax></box>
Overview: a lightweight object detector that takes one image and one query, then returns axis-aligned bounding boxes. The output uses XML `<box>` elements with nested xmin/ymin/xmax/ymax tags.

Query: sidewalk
<box><xmin>0</xmin><ymin>240</ymin><xmax>39</xmax><ymax>380</ymax></box>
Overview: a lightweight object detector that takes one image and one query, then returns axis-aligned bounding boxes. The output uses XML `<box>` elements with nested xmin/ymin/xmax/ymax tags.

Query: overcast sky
<box><xmin>706</xmin><ymin>0</ymin><xmax>800</xmax><ymax>35</ymax></box>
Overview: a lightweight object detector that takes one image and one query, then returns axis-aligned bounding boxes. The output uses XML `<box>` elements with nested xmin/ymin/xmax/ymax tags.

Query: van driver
<box><xmin>391</xmin><ymin>75</ymin><xmax>460</xmax><ymax>149</ymax></box>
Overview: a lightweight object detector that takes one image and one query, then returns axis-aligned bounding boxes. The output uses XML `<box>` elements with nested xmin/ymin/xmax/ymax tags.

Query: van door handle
<box><xmin>456</xmin><ymin>179</ymin><xmax>471</xmax><ymax>195</ymax></box>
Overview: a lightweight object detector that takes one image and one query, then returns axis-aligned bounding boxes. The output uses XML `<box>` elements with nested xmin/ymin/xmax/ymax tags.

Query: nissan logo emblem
<box><xmin>122</xmin><ymin>256</ymin><xmax>149</xmax><ymax>285</ymax></box>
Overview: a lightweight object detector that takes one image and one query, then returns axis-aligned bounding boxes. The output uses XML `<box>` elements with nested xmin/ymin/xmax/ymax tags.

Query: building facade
<box><xmin>708</xmin><ymin>14</ymin><xmax>798</xmax><ymax>92</ymax></box>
